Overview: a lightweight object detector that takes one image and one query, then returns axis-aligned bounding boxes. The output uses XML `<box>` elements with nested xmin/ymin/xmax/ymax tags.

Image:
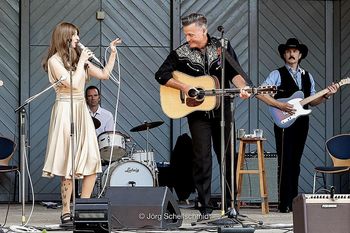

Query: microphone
<box><xmin>55</xmin><ymin>75</ymin><xmax>67</xmax><ymax>85</ymax></box>
<box><xmin>59</xmin><ymin>75</ymin><xmax>67</xmax><ymax>81</ymax></box>
<box><xmin>77</xmin><ymin>42</ymin><xmax>101</xmax><ymax>64</ymax></box>
<box><xmin>0</xmin><ymin>80</ymin><xmax>3</xmax><ymax>87</ymax></box>
<box><xmin>217</xmin><ymin>25</ymin><xmax>224</xmax><ymax>33</ymax></box>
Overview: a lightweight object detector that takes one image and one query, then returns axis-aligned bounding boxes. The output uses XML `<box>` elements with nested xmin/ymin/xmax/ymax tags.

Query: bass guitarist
<box><xmin>155</xmin><ymin>13</ymin><xmax>251</xmax><ymax>220</ymax></box>
<box><xmin>257</xmin><ymin>38</ymin><xmax>338</xmax><ymax>213</ymax></box>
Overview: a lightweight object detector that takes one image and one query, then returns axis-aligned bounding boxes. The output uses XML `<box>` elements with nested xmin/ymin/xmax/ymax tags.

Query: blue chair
<box><xmin>312</xmin><ymin>134</ymin><xmax>350</xmax><ymax>193</ymax></box>
<box><xmin>0</xmin><ymin>136</ymin><xmax>19</xmax><ymax>201</ymax></box>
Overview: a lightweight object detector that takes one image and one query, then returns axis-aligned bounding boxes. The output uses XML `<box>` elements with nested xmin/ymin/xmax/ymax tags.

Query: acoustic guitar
<box><xmin>160</xmin><ymin>71</ymin><xmax>277</xmax><ymax>119</ymax></box>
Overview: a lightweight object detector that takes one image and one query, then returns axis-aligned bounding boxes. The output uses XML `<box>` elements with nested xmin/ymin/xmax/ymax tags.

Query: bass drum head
<box><xmin>103</xmin><ymin>160</ymin><xmax>154</xmax><ymax>187</ymax></box>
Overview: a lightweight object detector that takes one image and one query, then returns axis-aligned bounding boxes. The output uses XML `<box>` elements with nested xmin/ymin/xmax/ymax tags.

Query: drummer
<box><xmin>85</xmin><ymin>85</ymin><xmax>114</xmax><ymax>136</ymax></box>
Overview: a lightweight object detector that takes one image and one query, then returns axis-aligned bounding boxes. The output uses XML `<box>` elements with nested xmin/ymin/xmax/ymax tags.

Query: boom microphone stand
<box><xmin>217</xmin><ymin>26</ymin><xmax>241</xmax><ymax>222</ymax></box>
<box><xmin>15</xmin><ymin>75</ymin><xmax>67</xmax><ymax>225</ymax></box>
<box><xmin>193</xmin><ymin>27</ymin><xmax>257</xmax><ymax>233</ymax></box>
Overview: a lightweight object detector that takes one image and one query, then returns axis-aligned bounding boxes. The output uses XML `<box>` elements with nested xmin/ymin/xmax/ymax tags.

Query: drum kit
<box><xmin>93</xmin><ymin>119</ymin><xmax>164</xmax><ymax>190</ymax></box>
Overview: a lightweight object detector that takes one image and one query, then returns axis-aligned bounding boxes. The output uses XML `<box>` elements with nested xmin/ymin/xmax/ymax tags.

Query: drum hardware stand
<box><xmin>130</xmin><ymin>121</ymin><xmax>164</xmax><ymax>186</ymax></box>
<box><xmin>15</xmin><ymin>75</ymin><xmax>68</xmax><ymax>225</ymax></box>
<box><xmin>144</xmin><ymin>123</ymin><xmax>161</xmax><ymax>186</ymax></box>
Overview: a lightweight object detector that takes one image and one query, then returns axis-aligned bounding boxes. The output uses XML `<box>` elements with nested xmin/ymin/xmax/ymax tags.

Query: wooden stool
<box><xmin>236</xmin><ymin>137</ymin><xmax>269</xmax><ymax>214</ymax></box>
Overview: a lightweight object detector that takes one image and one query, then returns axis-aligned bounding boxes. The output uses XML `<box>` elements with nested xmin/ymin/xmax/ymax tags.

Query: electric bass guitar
<box><xmin>269</xmin><ymin>77</ymin><xmax>350</xmax><ymax>128</ymax></box>
<box><xmin>160</xmin><ymin>71</ymin><xmax>277</xmax><ymax>119</ymax></box>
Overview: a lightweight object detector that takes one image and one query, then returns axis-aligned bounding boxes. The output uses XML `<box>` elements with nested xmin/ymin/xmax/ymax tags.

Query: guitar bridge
<box><xmin>186</xmin><ymin>98</ymin><xmax>204</xmax><ymax>107</ymax></box>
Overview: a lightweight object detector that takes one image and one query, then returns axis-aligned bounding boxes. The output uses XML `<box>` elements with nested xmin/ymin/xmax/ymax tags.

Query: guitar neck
<box><xmin>202</xmin><ymin>86</ymin><xmax>276</xmax><ymax>96</ymax></box>
<box><xmin>202</xmin><ymin>88</ymin><xmax>240</xmax><ymax>96</ymax></box>
<box><xmin>300</xmin><ymin>88</ymin><xmax>329</xmax><ymax>106</ymax></box>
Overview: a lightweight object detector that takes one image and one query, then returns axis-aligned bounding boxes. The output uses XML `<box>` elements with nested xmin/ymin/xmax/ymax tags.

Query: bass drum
<box><xmin>130</xmin><ymin>150</ymin><xmax>155</xmax><ymax>168</ymax></box>
<box><xmin>102</xmin><ymin>159</ymin><xmax>154</xmax><ymax>187</ymax></box>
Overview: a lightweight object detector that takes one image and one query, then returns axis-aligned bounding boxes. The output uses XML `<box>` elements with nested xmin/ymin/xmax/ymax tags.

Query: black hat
<box><xmin>278</xmin><ymin>38</ymin><xmax>308</xmax><ymax>60</ymax></box>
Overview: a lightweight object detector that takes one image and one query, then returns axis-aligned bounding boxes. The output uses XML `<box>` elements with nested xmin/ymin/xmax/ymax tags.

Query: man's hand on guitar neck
<box><xmin>240</xmin><ymin>86</ymin><xmax>251</xmax><ymax>99</ymax></box>
<box><xmin>309</xmin><ymin>82</ymin><xmax>339</xmax><ymax>106</ymax></box>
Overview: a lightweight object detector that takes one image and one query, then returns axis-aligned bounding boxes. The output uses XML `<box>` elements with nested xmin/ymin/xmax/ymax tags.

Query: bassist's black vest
<box><xmin>274</xmin><ymin>66</ymin><xmax>311</xmax><ymax>108</ymax></box>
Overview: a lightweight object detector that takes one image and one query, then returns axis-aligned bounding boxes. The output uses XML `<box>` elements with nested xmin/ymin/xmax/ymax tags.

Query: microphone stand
<box><xmin>199</xmin><ymin>27</ymin><xmax>256</xmax><ymax>233</ymax></box>
<box><xmin>15</xmin><ymin>76</ymin><xmax>67</xmax><ymax>225</ymax></box>
<box><xmin>219</xmin><ymin>28</ymin><xmax>227</xmax><ymax>218</ymax></box>
<box><xmin>68</xmin><ymin>41</ymin><xmax>76</xmax><ymax>218</ymax></box>
<box><xmin>218</xmin><ymin>27</ymin><xmax>241</xmax><ymax>222</ymax></box>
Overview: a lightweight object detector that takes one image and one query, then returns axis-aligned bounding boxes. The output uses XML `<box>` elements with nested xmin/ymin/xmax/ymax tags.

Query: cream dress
<box><xmin>42</xmin><ymin>54</ymin><xmax>102</xmax><ymax>179</ymax></box>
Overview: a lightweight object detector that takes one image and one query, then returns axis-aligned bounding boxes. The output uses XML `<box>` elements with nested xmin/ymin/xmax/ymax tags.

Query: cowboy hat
<box><xmin>278</xmin><ymin>38</ymin><xmax>308</xmax><ymax>60</ymax></box>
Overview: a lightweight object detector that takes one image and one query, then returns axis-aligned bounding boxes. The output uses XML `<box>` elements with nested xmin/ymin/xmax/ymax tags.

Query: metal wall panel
<box><xmin>340</xmin><ymin>0</ymin><xmax>350</xmax><ymax>192</ymax></box>
<box><xmin>341</xmin><ymin>0</ymin><xmax>350</xmax><ymax>132</ymax></box>
<box><xmin>258</xmin><ymin>0</ymin><xmax>336</xmax><ymax>193</ymax></box>
<box><xmin>1</xmin><ymin>0</ymin><xmax>349</xmax><ymax>201</ymax></box>
<box><xmin>101</xmin><ymin>0</ymin><xmax>171</xmax><ymax>163</ymax></box>
<box><xmin>0</xmin><ymin>0</ymin><xmax>19</xmax><ymax>201</ymax></box>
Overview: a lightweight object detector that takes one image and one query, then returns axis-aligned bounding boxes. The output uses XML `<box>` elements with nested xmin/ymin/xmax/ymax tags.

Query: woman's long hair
<box><xmin>42</xmin><ymin>22</ymin><xmax>81</xmax><ymax>72</ymax></box>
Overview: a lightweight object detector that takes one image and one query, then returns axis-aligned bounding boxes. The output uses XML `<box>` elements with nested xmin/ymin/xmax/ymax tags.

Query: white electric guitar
<box><xmin>269</xmin><ymin>77</ymin><xmax>350</xmax><ymax>128</ymax></box>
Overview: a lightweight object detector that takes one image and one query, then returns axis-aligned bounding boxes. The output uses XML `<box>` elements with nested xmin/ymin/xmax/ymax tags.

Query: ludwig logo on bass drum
<box><xmin>125</xmin><ymin>167</ymin><xmax>140</xmax><ymax>173</ymax></box>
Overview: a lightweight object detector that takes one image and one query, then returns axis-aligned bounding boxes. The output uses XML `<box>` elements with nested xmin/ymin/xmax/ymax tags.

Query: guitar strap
<box><xmin>214</xmin><ymin>38</ymin><xmax>253</xmax><ymax>86</ymax></box>
<box><xmin>224</xmin><ymin>48</ymin><xmax>254</xmax><ymax>86</ymax></box>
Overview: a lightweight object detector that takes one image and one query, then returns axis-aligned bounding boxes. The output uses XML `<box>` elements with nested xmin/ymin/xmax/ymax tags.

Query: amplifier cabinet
<box><xmin>293</xmin><ymin>194</ymin><xmax>350</xmax><ymax>233</ymax></box>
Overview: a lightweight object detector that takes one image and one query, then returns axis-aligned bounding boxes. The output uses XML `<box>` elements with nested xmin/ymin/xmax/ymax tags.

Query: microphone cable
<box><xmin>97</xmin><ymin>44</ymin><xmax>122</xmax><ymax>198</ymax></box>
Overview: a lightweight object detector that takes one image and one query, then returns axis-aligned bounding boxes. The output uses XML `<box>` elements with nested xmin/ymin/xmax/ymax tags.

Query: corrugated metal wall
<box><xmin>339</xmin><ymin>0</ymin><xmax>350</xmax><ymax>191</ymax></box>
<box><xmin>258</xmin><ymin>0</ymin><xmax>331</xmax><ymax>193</ymax></box>
<box><xmin>0</xmin><ymin>0</ymin><xmax>20</xmax><ymax>201</ymax></box>
<box><xmin>0</xmin><ymin>0</ymin><xmax>348</xmax><ymax>201</ymax></box>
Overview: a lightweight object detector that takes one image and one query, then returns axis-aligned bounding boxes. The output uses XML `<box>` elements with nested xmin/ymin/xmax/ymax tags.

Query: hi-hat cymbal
<box><xmin>92</xmin><ymin>117</ymin><xmax>101</xmax><ymax>129</ymax></box>
<box><xmin>130</xmin><ymin>121</ymin><xmax>164</xmax><ymax>132</ymax></box>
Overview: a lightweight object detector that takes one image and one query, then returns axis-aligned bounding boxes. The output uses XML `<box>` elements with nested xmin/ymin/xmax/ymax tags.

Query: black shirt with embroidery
<box><xmin>155</xmin><ymin>35</ymin><xmax>240</xmax><ymax>88</ymax></box>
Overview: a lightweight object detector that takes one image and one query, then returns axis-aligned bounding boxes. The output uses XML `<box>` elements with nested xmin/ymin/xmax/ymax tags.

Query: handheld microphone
<box><xmin>60</xmin><ymin>75</ymin><xmax>67</xmax><ymax>81</ymax></box>
<box><xmin>77</xmin><ymin>42</ymin><xmax>101</xmax><ymax>64</ymax></box>
<box><xmin>55</xmin><ymin>75</ymin><xmax>67</xmax><ymax>85</ymax></box>
<box><xmin>0</xmin><ymin>80</ymin><xmax>3</xmax><ymax>87</ymax></box>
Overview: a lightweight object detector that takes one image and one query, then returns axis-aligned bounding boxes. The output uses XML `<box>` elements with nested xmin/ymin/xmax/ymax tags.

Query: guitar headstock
<box><xmin>253</xmin><ymin>85</ymin><xmax>278</xmax><ymax>95</ymax></box>
<box><xmin>338</xmin><ymin>77</ymin><xmax>350</xmax><ymax>87</ymax></box>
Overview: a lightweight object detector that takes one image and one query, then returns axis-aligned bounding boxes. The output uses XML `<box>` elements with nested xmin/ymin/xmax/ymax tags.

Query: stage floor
<box><xmin>0</xmin><ymin>202</ymin><xmax>293</xmax><ymax>233</ymax></box>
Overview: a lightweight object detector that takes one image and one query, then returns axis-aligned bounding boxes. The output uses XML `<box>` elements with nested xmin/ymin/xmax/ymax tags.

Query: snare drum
<box><xmin>102</xmin><ymin>159</ymin><xmax>154</xmax><ymax>187</ymax></box>
<box><xmin>98</xmin><ymin>131</ymin><xmax>128</xmax><ymax>161</ymax></box>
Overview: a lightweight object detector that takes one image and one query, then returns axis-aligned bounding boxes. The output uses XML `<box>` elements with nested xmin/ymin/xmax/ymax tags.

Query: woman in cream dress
<box><xmin>42</xmin><ymin>22</ymin><xmax>121</xmax><ymax>224</ymax></box>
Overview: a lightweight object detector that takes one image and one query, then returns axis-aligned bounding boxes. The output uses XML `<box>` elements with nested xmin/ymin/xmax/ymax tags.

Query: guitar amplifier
<box><xmin>238</xmin><ymin>152</ymin><xmax>278</xmax><ymax>203</ymax></box>
<box><xmin>292</xmin><ymin>194</ymin><xmax>350</xmax><ymax>233</ymax></box>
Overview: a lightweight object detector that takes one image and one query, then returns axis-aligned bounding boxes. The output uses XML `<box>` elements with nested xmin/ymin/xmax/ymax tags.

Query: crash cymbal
<box><xmin>130</xmin><ymin>121</ymin><xmax>164</xmax><ymax>132</ymax></box>
<box><xmin>92</xmin><ymin>117</ymin><xmax>101</xmax><ymax>129</ymax></box>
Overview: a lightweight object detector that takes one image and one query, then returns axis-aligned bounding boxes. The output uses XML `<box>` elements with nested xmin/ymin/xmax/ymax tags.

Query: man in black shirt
<box><xmin>155</xmin><ymin>13</ymin><xmax>250</xmax><ymax>219</ymax></box>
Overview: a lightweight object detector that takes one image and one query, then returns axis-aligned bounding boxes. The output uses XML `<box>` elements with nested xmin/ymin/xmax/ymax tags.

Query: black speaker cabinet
<box><xmin>293</xmin><ymin>194</ymin><xmax>350</xmax><ymax>233</ymax></box>
<box><xmin>74</xmin><ymin>198</ymin><xmax>110</xmax><ymax>233</ymax></box>
<box><xmin>105</xmin><ymin>186</ymin><xmax>182</xmax><ymax>230</ymax></box>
